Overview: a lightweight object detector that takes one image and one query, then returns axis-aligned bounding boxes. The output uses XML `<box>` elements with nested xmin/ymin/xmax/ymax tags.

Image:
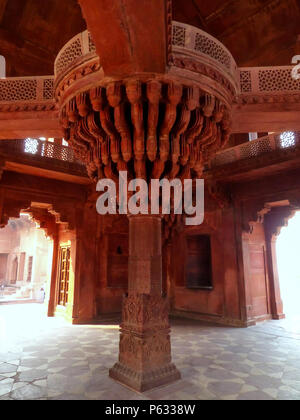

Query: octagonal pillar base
<box><xmin>109</xmin><ymin>362</ymin><xmax>181</xmax><ymax>393</ymax></box>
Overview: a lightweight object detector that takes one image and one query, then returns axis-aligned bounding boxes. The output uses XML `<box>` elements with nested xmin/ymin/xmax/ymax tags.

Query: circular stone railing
<box><xmin>54</xmin><ymin>21</ymin><xmax>239</xmax><ymax>94</ymax></box>
<box><xmin>171</xmin><ymin>21</ymin><xmax>238</xmax><ymax>82</ymax></box>
<box><xmin>54</xmin><ymin>31</ymin><xmax>96</xmax><ymax>79</ymax></box>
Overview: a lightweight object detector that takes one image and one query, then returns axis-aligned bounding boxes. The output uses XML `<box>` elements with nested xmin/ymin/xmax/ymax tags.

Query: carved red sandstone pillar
<box><xmin>109</xmin><ymin>214</ymin><xmax>181</xmax><ymax>392</ymax></box>
<box><xmin>56</xmin><ymin>2</ymin><xmax>237</xmax><ymax>391</ymax></box>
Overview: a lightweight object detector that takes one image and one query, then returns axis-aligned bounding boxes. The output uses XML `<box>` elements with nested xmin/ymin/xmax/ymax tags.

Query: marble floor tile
<box><xmin>1</xmin><ymin>303</ymin><xmax>300</xmax><ymax>400</ymax></box>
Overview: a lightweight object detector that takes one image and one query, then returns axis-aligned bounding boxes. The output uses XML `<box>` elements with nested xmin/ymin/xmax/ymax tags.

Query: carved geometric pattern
<box><xmin>278</xmin><ymin>131</ymin><xmax>296</xmax><ymax>149</ymax></box>
<box><xmin>171</xmin><ymin>22</ymin><xmax>237</xmax><ymax>78</ymax></box>
<box><xmin>122</xmin><ymin>294</ymin><xmax>170</xmax><ymax>331</ymax></box>
<box><xmin>24</xmin><ymin>138</ymin><xmax>39</xmax><ymax>155</ymax></box>
<box><xmin>40</xmin><ymin>141</ymin><xmax>77</xmax><ymax>163</ymax></box>
<box><xmin>172</xmin><ymin>24</ymin><xmax>186</xmax><ymax>47</ymax></box>
<box><xmin>195</xmin><ymin>33</ymin><xmax>231</xmax><ymax>70</ymax></box>
<box><xmin>259</xmin><ymin>68</ymin><xmax>300</xmax><ymax>92</ymax></box>
<box><xmin>240</xmin><ymin>70</ymin><xmax>252</xmax><ymax>93</ymax></box>
<box><xmin>10</xmin><ymin>138</ymin><xmax>79</xmax><ymax>164</ymax></box>
<box><xmin>58</xmin><ymin>145</ymin><xmax>77</xmax><ymax>162</ymax></box>
<box><xmin>239</xmin><ymin>136</ymin><xmax>273</xmax><ymax>159</ymax></box>
<box><xmin>43</xmin><ymin>79</ymin><xmax>54</xmax><ymax>100</ymax></box>
<box><xmin>109</xmin><ymin>293</ymin><xmax>181</xmax><ymax>392</ymax></box>
<box><xmin>0</xmin><ymin>79</ymin><xmax>37</xmax><ymax>101</ymax></box>
<box><xmin>88</xmin><ymin>32</ymin><xmax>96</xmax><ymax>53</ymax></box>
<box><xmin>55</xmin><ymin>37</ymin><xmax>82</xmax><ymax>75</ymax></box>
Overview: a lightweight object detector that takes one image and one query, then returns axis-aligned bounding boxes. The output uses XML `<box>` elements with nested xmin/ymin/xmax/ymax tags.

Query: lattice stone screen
<box><xmin>239</xmin><ymin>67</ymin><xmax>300</xmax><ymax>94</ymax></box>
<box><xmin>0</xmin><ymin>79</ymin><xmax>37</xmax><ymax>101</ymax></box>
<box><xmin>239</xmin><ymin>136</ymin><xmax>273</xmax><ymax>159</ymax></box>
<box><xmin>172</xmin><ymin>24</ymin><xmax>186</xmax><ymax>47</ymax></box>
<box><xmin>194</xmin><ymin>33</ymin><xmax>231</xmax><ymax>71</ymax></box>
<box><xmin>54</xmin><ymin>31</ymin><xmax>97</xmax><ymax>77</ymax></box>
<box><xmin>0</xmin><ymin>138</ymin><xmax>82</xmax><ymax>166</ymax></box>
<box><xmin>55</xmin><ymin>37</ymin><xmax>83</xmax><ymax>76</ymax></box>
<box><xmin>0</xmin><ymin>24</ymin><xmax>299</xmax><ymax>109</ymax></box>
<box><xmin>259</xmin><ymin>69</ymin><xmax>300</xmax><ymax>92</ymax></box>
<box><xmin>0</xmin><ymin>76</ymin><xmax>54</xmax><ymax>103</ymax></box>
<box><xmin>278</xmin><ymin>132</ymin><xmax>297</xmax><ymax>149</ymax></box>
<box><xmin>24</xmin><ymin>138</ymin><xmax>39</xmax><ymax>155</ymax></box>
<box><xmin>240</xmin><ymin>71</ymin><xmax>252</xmax><ymax>93</ymax></box>
<box><xmin>171</xmin><ymin>21</ymin><xmax>238</xmax><ymax>78</ymax></box>
<box><xmin>43</xmin><ymin>79</ymin><xmax>54</xmax><ymax>100</ymax></box>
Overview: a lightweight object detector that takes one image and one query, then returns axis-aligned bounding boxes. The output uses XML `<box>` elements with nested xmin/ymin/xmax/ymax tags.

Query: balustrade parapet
<box><xmin>211</xmin><ymin>132</ymin><xmax>300</xmax><ymax>168</ymax></box>
<box><xmin>0</xmin><ymin>25</ymin><xmax>299</xmax><ymax>107</ymax></box>
<box><xmin>0</xmin><ymin>76</ymin><xmax>55</xmax><ymax>104</ymax></box>
<box><xmin>239</xmin><ymin>66</ymin><xmax>300</xmax><ymax>97</ymax></box>
<box><xmin>0</xmin><ymin>138</ymin><xmax>86</xmax><ymax>171</ymax></box>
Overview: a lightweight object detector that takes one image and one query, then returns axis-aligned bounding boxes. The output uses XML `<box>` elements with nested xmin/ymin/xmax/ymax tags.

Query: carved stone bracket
<box><xmin>59</xmin><ymin>80</ymin><xmax>231</xmax><ymax>185</ymax></box>
<box><xmin>23</xmin><ymin>206</ymin><xmax>58</xmax><ymax>240</ymax></box>
<box><xmin>240</xmin><ymin>194</ymin><xmax>300</xmax><ymax>235</ymax></box>
<box><xmin>0</xmin><ymin>194</ymin><xmax>76</xmax><ymax>233</ymax></box>
<box><xmin>264</xmin><ymin>206</ymin><xmax>298</xmax><ymax>240</ymax></box>
<box><xmin>241</xmin><ymin>200</ymin><xmax>272</xmax><ymax>234</ymax></box>
<box><xmin>0</xmin><ymin>198</ymin><xmax>31</xmax><ymax>228</ymax></box>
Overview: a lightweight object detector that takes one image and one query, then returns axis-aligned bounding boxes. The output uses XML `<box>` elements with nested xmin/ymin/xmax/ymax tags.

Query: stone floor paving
<box><xmin>0</xmin><ymin>304</ymin><xmax>300</xmax><ymax>400</ymax></box>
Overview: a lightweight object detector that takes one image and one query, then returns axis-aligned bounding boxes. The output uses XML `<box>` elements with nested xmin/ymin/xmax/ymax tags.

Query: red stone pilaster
<box><xmin>264</xmin><ymin>207</ymin><xmax>290</xmax><ymax>321</ymax></box>
<box><xmin>47</xmin><ymin>232</ymin><xmax>59</xmax><ymax>317</ymax></box>
<box><xmin>265</xmin><ymin>236</ymin><xmax>285</xmax><ymax>320</ymax></box>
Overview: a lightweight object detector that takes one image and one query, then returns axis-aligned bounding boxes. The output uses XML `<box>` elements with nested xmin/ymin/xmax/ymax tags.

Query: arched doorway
<box><xmin>0</xmin><ymin>215</ymin><xmax>53</xmax><ymax>300</ymax></box>
<box><xmin>276</xmin><ymin>211</ymin><xmax>300</xmax><ymax>318</ymax></box>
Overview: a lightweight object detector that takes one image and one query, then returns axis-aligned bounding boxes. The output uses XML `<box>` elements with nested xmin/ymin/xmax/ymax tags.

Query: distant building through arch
<box><xmin>277</xmin><ymin>211</ymin><xmax>300</xmax><ymax>317</ymax></box>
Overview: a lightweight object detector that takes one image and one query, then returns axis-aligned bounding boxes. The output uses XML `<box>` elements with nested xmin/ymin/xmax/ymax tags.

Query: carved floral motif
<box><xmin>122</xmin><ymin>294</ymin><xmax>170</xmax><ymax>332</ymax></box>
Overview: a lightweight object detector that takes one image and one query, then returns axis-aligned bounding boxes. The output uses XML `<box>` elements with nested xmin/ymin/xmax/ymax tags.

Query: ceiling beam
<box><xmin>78</xmin><ymin>0</ymin><xmax>168</xmax><ymax>77</ymax></box>
<box><xmin>0</xmin><ymin>110</ymin><xmax>62</xmax><ymax>139</ymax></box>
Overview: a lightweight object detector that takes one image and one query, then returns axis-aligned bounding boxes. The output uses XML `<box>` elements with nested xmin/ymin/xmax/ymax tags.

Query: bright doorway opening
<box><xmin>0</xmin><ymin>214</ymin><xmax>53</xmax><ymax>303</ymax></box>
<box><xmin>276</xmin><ymin>211</ymin><xmax>300</xmax><ymax>318</ymax></box>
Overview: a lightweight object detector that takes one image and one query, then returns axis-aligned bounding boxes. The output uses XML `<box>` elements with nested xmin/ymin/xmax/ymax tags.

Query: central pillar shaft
<box><xmin>128</xmin><ymin>215</ymin><xmax>162</xmax><ymax>295</ymax></box>
<box><xmin>109</xmin><ymin>215</ymin><xmax>181</xmax><ymax>392</ymax></box>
